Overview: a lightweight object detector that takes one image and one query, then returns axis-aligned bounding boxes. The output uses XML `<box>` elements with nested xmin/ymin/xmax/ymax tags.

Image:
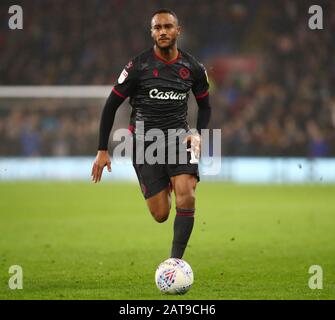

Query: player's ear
<box><xmin>177</xmin><ymin>25</ymin><xmax>181</xmax><ymax>36</ymax></box>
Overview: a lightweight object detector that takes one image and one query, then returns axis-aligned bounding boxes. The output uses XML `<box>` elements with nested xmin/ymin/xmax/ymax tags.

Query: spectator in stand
<box><xmin>0</xmin><ymin>1</ymin><xmax>334</xmax><ymax>157</ymax></box>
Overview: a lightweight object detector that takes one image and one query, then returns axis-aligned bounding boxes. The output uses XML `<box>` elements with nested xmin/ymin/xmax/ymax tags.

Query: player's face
<box><xmin>151</xmin><ymin>13</ymin><xmax>181</xmax><ymax>49</ymax></box>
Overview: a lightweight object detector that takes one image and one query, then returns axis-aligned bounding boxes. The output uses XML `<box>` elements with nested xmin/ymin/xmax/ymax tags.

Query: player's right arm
<box><xmin>91</xmin><ymin>91</ymin><xmax>125</xmax><ymax>183</ymax></box>
<box><xmin>91</xmin><ymin>59</ymin><xmax>139</xmax><ymax>183</ymax></box>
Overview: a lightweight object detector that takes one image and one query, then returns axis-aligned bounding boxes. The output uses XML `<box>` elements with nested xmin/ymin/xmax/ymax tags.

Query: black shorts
<box><xmin>132</xmin><ymin>134</ymin><xmax>199</xmax><ymax>199</ymax></box>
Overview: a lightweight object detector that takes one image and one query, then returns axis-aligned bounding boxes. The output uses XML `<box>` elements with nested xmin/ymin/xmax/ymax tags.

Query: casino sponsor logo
<box><xmin>118</xmin><ymin>69</ymin><xmax>128</xmax><ymax>84</ymax></box>
<box><xmin>149</xmin><ymin>89</ymin><xmax>187</xmax><ymax>101</ymax></box>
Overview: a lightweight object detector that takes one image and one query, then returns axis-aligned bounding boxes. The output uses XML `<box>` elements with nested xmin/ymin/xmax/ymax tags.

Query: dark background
<box><xmin>0</xmin><ymin>0</ymin><xmax>334</xmax><ymax>157</ymax></box>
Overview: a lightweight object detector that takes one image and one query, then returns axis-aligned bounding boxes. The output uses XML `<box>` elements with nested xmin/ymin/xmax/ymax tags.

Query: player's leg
<box><xmin>132</xmin><ymin>134</ymin><xmax>173</xmax><ymax>223</ymax></box>
<box><xmin>146</xmin><ymin>184</ymin><xmax>172</xmax><ymax>223</ymax></box>
<box><xmin>133</xmin><ymin>162</ymin><xmax>173</xmax><ymax>223</ymax></box>
<box><xmin>169</xmin><ymin>174</ymin><xmax>197</xmax><ymax>258</ymax></box>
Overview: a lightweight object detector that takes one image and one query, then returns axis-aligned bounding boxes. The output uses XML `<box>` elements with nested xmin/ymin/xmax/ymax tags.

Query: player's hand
<box><xmin>183</xmin><ymin>132</ymin><xmax>201</xmax><ymax>163</ymax></box>
<box><xmin>91</xmin><ymin>150</ymin><xmax>112</xmax><ymax>183</ymax></box>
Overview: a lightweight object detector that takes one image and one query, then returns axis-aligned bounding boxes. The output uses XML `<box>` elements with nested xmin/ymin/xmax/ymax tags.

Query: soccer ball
<box><xmin>155</xmin><ymin>258</ymin><xmax>194</xmax><ymax>294</ymax></box>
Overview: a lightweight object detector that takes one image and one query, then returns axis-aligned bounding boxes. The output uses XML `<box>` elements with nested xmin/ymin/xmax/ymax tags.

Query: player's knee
<box><xmin>176</xmin><ymin>191</ymin><xmax>195</xmax><ymax>209</ymax></box>
<box><xmin>155</xmin><ymin>215</ymin><xmax>169</xmax><ymax>223</ymax></box>
<box><xmin>150</xmin><ymin>209</ymin><xmax>170</xmax><ymax>223</ymax></box>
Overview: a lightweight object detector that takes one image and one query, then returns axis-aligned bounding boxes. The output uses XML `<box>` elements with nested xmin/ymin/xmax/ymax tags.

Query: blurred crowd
<box><xmin>212</xmin><ymin>1</ymin><xmax>335</xmax><ymax>157</ymax></box>
<box><xmin>0</xmin><ymin>101</ymin><xmax>100</xmax><ymax>156</ymax></box>
<box><xmin>210</xmin><ymin>1</ymin><xmax>335</xmax><ymax>157</ymax></box>
<box><xmin>1</xmin><ymin>0</ymin><xmax>257</xmax><ymax>84</ymax></box>
<box><xmin>0</xmin><ymin>0</ymin><xmax>334</xmax><ymax>157</ymax></box>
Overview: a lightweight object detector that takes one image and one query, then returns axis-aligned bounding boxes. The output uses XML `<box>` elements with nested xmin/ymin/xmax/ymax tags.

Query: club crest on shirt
<box><xmin>118</xmin><ymin>69</ymin><xmax>128</xmax><ymax>84</ymax></box>
<box><xmin>179</xmin><ymin>67</ymin><xmax>190</xmax><ymax>80</ymax></box>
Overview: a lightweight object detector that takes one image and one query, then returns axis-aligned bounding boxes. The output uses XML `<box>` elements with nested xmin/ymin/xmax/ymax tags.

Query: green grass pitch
<box><xmin>0</xmin><ymin>182</ymin><xmax>334</xmax><ymax>300</ymax></box>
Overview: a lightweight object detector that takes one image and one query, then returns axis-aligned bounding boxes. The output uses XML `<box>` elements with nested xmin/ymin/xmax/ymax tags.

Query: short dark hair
<box><xmin>152</xmin><ymin>8</ymin><xmax>179</xmax><ymax>24</ymax></box>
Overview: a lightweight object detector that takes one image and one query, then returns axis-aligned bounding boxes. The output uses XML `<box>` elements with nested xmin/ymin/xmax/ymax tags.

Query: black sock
<box><xmin>171</xmin><ymin>208</ymin><xmax>195</xmax><ymax>259</ymax></box>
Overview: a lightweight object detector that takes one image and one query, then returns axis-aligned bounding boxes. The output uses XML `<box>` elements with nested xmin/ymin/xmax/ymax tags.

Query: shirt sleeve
<box><xmin>112</xmin><ymin>58</ymin><xmax>140</xmax><ymax>98</ymax></box>
<box><xmin>97</xmin><ymin>91</ymin><xmax>125</xmax><ymax>150</ymax></box>
<box><xmin>196</xmin><ymin>94</ymin><xmax>211</xmax><ymax>132</ymax></box>
<box><xmin>192</xmin><ymin>63</ymin><xmax>210</xmax><ymax>100</ymax></box>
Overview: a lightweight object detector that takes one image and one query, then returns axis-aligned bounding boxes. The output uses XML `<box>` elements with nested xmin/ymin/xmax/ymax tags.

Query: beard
<box><xmin>155</xmin><ymin>37</ymin><xmax>177</xmax><ymax>51</ymax></box>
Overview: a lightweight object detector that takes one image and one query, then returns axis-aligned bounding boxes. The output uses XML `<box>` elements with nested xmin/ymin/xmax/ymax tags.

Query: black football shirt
<box><xmin>112</xmin><ymin>48</ymin><xmax>209</xmax><ymax>134</ymax></box>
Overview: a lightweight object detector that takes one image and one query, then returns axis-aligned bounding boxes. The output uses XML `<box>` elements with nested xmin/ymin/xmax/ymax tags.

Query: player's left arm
<box><xmin>186</xmin><ymin>63</ymin><xmax>212</xmax><ymax>159</ymax></box>
<box><xmin>192</xmin><ymin>62</ymin><xmax>211</xmax><ymax>133</ymax></box>
<box><xmin>195</xmin><ymin>94</ymin><xmax>211</xmax><ymax>133</ymax></box>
